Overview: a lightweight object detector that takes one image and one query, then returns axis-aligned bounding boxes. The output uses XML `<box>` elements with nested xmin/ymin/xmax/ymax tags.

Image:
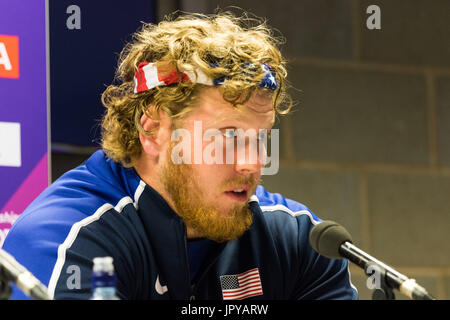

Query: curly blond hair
<box><xmin>100</xmin><ymin>11</ymin><xmax>291</xmax><ymax>167</ymax></box>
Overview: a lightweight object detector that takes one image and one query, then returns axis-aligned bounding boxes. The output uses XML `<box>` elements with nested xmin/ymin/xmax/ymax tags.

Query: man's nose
<box><xmin>235</xmin><ymin>161</ymin><xmax>263</xmax><ymax>175</ymax></box>
<box><xmin>234</xmin><ymin>137</ymin><xmax>265</xmax><ymax>175</ymax></box>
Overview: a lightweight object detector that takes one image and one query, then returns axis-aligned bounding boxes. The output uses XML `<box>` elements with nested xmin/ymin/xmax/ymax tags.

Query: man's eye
<box><xmin>222</xmin><ymin>129</ymin><xmax>272</xmax><ymax>141</ymax></box>
<box><xmin>258</xmin><ymin>131</ymin><xmax>267</xmax><ymax>141</ymax></box>
<box><xmin>223</xmin><ymin>129</ymin><xmax>237</xmax><ymax>139</ymax></box>
<box><xmin>258</xmin><ymin>130</ymin><xmax>272</xmax><ymax>141</ymax></box>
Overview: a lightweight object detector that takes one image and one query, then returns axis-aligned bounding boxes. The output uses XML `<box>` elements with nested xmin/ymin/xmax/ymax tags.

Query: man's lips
<box><xmin>224</xmin><ymin>185</ymin><xmax>251</xmax><ymax>202</ymax></box>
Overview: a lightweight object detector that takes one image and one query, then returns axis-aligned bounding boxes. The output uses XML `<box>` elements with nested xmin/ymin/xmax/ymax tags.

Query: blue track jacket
<box><xmin>3</xmin><ymin>150</ymin><xmax>358</xmax><ymax>300</ymax></box>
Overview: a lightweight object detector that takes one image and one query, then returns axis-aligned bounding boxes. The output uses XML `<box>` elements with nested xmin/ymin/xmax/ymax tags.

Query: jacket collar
<box><xmin>136</xmin><ymin>183</ymin><xmax>191</xmax><ymax>299</ymax></box>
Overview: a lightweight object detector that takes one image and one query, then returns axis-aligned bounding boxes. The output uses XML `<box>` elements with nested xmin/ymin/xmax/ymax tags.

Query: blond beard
<box><xmin>160</xmin><ymin>145</ymin><xmax>255</xmax><ymax>242</ymax></box>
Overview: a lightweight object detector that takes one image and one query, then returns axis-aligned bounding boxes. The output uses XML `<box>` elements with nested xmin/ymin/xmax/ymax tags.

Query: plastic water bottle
<box><xmin>90</xmin><ymin>256</ymin><xmax>120</xmax><ymax>300</ymax></box>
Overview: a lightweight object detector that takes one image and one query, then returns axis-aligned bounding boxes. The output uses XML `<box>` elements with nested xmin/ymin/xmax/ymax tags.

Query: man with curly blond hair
<box><xmin>3</xmin><ymin>12</ymin><xmax>357</xmax><ymax>300</ymax></box>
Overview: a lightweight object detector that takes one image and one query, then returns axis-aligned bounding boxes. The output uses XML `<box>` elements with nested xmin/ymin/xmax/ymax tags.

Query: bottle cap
<box><xmin>92</xmin><ymin>256</ymin><xmax>114</xmax><ymax>273</ymax></box>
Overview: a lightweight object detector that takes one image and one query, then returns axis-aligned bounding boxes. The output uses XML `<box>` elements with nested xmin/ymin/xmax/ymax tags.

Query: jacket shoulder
<box><xmin>2</xmin><ymin>150</ymin><xmax>142</xmax><ymax>299</ymax></box>
<box><xmin>253</xmin><ymin>185</ymin><xmax>358</xmax><ymax>300</ymax></box>
<box><xmin>254</xmin><ymin>185</ymin><xmax>321</xmax><ymax>225</ymax></box>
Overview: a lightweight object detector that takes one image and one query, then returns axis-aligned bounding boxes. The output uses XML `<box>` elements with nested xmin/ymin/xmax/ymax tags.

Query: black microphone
<box><xmin>0</xmin><ymin>249</ymin><xmax>51</xmax><ymax>300</ymax></box>
<box><xmin>309</xmin><ymin>220</ymin><xmax>435</xmax><ymax>300</ymax></box>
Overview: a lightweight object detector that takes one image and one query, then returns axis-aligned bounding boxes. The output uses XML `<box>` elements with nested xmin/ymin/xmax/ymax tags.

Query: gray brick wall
<box><xmin>177</xmin><ymin>0</ymin><xmax>450</xmax><ymax>299</ymax></box>
<box><xmin>359</xmin><ymin>0</ymin><xmax>450</xmax><ymax>67</ymax></box>
<box><xmin>436</xmin><ymin>77</ymin><xmax>450</xmax><ymax>166</ymax></box>
<box><xmin>288</xmin><ymin>66</ymin><xmax>429</xmax><ymax>164</ymax></box>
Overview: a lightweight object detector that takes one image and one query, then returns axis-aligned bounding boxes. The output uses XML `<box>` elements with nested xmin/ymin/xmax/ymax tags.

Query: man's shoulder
<box><xmin>3</xmin><ymin>150</ymin><xmax>141</xmax><ymax>254</ymax></box>
<box><xmin>2</xmin><ymin>150</ymin><xmax>144</xmax><ymax>299</ymax></box>
<box><xmin>253</xmin><ymin>185</ymin><xmax>321</xmax><ymax>225</ymax></box>
<box><xmin>24</xmin><ymin>150</ymin><xmax>138</xmax><ymax>213</ymax></box>
<box><xmin>249</xmin><ymin>185</ymin><xmax>322</xmax><ymax>247</ymax></box>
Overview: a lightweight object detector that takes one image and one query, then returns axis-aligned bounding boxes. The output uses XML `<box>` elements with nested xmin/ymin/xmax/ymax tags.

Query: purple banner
<box><xmin>0</xmin><ymin>0</ymin><xmax>49</xmax><ymax>246</ymax></box>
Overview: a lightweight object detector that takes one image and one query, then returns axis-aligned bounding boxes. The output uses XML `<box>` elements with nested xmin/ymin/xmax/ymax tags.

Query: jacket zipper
<box><xmin>182</xmin><ymin>225</ymin><xmax>195</xmax><ymax>300</ymax></box>
<box><xmin>190</xmin><ymin>242</ymin><xmax>226</xmax><ymax>299</ymax></box>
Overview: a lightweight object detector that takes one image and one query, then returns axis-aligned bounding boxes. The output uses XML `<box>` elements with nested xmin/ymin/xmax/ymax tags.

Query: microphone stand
<box><xmin>0</xmin><ymin>266</ymin><xmax>12</xmax><ymax>300</ymax></box>
<box><xmin>341</xmin><ymin>244</ymin><xmax>398</xmax><ymax>300</ymax></box>
<box><xmin>365</xmin><ymin>262</ymin><xmax>395</xmax><ymax>300</ymax></box>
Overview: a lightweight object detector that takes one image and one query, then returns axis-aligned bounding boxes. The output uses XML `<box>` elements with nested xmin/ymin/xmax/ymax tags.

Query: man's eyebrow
<box><xmin>208</xmin><ymin>114</ymin><xmax>275</xmax><ymax>128</ymax></box>
<box><xmin>236</xmin><ymin>102</ymin><xmax>274</xmax><ymax>114</ymax></box>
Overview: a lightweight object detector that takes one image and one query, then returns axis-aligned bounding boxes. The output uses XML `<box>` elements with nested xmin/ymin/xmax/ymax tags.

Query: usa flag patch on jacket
<box><xmin>220</xmin><ymin>268</ymin><xmax>263</xmax><ymax>300</ymax></box>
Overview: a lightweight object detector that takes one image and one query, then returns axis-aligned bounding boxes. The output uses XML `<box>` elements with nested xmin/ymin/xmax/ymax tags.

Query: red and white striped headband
<box><xmin>133</xmin><ymin>59</ymin><xmax>278</xmax><ymax>94</ymax></box>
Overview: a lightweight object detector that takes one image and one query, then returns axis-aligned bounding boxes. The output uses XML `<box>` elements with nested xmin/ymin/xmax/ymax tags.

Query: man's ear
<box><xmin>139</xmin><ymin>107</ymin><xmax>172</xmax><ymax>157</ymax></box>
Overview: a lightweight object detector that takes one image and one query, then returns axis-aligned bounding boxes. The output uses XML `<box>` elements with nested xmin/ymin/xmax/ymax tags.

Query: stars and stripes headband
<box><xmin>133</xmin><ymin>59</ymin><xmax>278</xmax><ymax>94</ymax></box>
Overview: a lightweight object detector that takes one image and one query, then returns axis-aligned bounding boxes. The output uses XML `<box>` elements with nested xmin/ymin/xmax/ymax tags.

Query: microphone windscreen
<box><xmin>309</xmin><ymin>220</ymin><xmax>353</xmax><ymax>259</ymax></box>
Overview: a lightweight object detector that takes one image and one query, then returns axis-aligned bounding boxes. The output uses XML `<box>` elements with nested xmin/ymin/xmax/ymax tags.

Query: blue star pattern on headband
<box><xmin>213</xmin><ymin>75</ymin><xmax>228</xmax><ymax>86</ymax></box>
<box><xmin>210</xmin><ymin>62</ymin><xmax>278</xmax><ymax>89</ymax></box>
<box><xmin>259</xmin><ymin>63</ymin><xmax>278</xmax><ymax>90</ymax></box>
